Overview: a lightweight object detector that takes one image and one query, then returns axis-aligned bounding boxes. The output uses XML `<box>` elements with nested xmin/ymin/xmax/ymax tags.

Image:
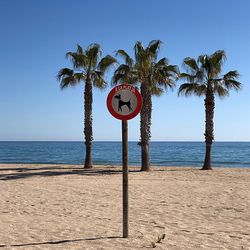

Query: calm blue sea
<box><xmin>0</xmin><ymin>141</ymin><xmax>249</xmax><ymax>168</ymax></box>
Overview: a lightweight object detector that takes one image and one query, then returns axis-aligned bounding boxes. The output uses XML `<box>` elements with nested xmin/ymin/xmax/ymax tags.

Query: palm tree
<box><xmin>178</xmin><ymin>50</ymin><xmax>242</xmax><ymax>170</ymax></box>
<box><xmin>113</xmin><ymin>40</ymin><xmax>179</xmax><ymax>171</ymax></box>
<box><xmin>57</xmin><ymin>43</ymin><xmax>116</xmax><ymax>168</ymax></box>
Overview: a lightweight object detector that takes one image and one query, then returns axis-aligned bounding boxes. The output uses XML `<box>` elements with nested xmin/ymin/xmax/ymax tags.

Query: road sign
<box><xmin>106</xmin><ymin>83</ymin><xmax>142</xmax><ymax>238</ymax></box>
<box><xmin>107</xmin><ymin>83</ymin><xmax>142</xmax><ymax>120</ymax></box>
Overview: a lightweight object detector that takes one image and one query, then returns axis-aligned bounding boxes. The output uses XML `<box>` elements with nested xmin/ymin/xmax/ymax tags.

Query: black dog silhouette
<box><xmin>114</xmin><ymin>94</ymin><xmax>133</xmax><ymax>112</ymax></box>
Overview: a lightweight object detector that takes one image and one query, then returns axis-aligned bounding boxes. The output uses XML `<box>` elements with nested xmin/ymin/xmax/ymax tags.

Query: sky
<box><xmin>0</xmin><ymin>0</ymin><xmax>249</xmax><ymax>141</ymax></box>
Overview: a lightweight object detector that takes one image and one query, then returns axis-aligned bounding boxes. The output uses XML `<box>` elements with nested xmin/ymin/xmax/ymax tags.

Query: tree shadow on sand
<box><xmin>0</xmin><ymin>236</ymin><xmax>122</xmax><ymax>248</ymax></box>
<box><xmin>0</xmin><ymin>165</ymin><xmax>141</xmax><ymax>181</ymax></box>
<box><xmin>0</xmin><ymin>165</ymin><xmax>198</xmax><ymax>181</ymax></box>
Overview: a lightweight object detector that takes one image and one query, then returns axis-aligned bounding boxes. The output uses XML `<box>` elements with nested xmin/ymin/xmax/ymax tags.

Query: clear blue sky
<box><xmin>0</xmin><ymin>0</ymin><xmax>249</xmax><ymax>141</ymax></box>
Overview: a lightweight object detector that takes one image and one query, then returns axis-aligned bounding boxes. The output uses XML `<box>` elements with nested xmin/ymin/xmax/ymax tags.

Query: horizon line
<box><xmin>0</xmin><ymin>140</ymin><xmax>250</xmax><ymax>143</ymax></box>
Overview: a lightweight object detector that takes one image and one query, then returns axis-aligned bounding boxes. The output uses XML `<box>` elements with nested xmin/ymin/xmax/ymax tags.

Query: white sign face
<box><xmin>107</xmin><ymin>84</ymin><xmax>143</xmax><ymax>120</ymax></box>
<box><xmin>111</xmin><ymin>89</ymin><xmax>138</xmax><ymax>116</ymax></box>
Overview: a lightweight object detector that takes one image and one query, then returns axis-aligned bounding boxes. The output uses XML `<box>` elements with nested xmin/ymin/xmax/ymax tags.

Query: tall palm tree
<box><xmin>57</xmin><ymin>43</ymin><xmax>116</xmax><ymax>168</ymax></box>
<box><xmin>178</xmin><ymin>50</ymin><xmax>242</xmax><ymax>170</ymax></box>
<box><xmin>113</xmin><ymin>40</ymin><xmax>179</xmax><ymax>171</ymax></box>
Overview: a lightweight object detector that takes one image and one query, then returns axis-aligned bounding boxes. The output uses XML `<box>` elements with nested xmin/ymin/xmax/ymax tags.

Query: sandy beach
<box><xmin>0</xmin><ymin>164</ymin><xmax>249</xmax><ymax>249</ymax></box>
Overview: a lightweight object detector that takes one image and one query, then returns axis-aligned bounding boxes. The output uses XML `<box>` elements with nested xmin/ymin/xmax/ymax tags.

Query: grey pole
<box><xmin>122</xmin><ymin>120</ymin><xmax>128</xmax><ymax>238</ymax></box>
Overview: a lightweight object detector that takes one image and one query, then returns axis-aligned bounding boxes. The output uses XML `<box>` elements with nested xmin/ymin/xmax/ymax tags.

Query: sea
<box><xmin>0</xmin><ymin>141</ymin><xmax>249</xmax><ymax>168</ymax></box>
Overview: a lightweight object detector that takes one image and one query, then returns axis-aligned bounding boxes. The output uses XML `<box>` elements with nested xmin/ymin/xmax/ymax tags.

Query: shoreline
<box><xmin>0</xmin><ymin>164</ymin><xmax>249</xmax><ymax>249</ymax></box>
<box><xmin>0</xmin><ymin>163</ymin><xmax>249</xmax><ymax>169</ymax></box>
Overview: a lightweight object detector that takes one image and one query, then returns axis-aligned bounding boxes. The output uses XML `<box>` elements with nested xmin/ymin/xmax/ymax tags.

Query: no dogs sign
<box><xmin>107</xmin><ymin>84</ymin><xmax>142</xmax><ymax>120</ymax></box>
<box><xmin>106</xmin><ymin>83</ymin><xmax>142</xmax><ymax>238</ymax></box>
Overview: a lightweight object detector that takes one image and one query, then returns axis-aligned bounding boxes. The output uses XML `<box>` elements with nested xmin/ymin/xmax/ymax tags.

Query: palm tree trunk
<box><xmin>84</xmin><ymin>77</ymin><xmax>93</xmax><ymax>169</ymax></box>
<box><xmin>140</xmin><ymin>82</ymin><xmax>151</xmax><ymax>171</ymax></box>
<box><xmin>202</xmin><ymin>86</ymin><xmax>214</xmax><ymax>170</ymax></box>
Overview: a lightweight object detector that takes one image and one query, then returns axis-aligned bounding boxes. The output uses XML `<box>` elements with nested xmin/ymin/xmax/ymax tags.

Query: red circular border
<box><xmin>107</xmin><ymin>84</ymin><xmax>142</xmax><ymax>120</ymax></box>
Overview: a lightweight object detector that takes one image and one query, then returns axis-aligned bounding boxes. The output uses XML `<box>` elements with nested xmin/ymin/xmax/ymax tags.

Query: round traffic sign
<box><xmin>107</xmin><ymin>84</ymin><xmax>142</xmax><ymax>120</ymax></box>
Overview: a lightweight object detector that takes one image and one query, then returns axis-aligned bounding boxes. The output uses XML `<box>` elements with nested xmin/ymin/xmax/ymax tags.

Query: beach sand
<box><xmin>0</xmin><ymin>164</ymin><xmax>249</xmax><ymax>249</ymax></box>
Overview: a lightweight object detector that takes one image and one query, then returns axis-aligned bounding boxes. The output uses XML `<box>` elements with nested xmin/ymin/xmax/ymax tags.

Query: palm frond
<box><xmin>210</xmin><ymin>50</ymin><xmax>226</xmax><ymax>66</ymax></box>
<box><xmin>126</xmin><ymin>69</ymin><xmax>139</xmax><ymax>85</ymax></box>
<box><xmin>150</xmin><ymin>86</ymin><xmax>164</xmax><ymax>96</ymax></box>
<box><xmin>223</xmin><ymin>70</ymin><xmax>240</xmax><ymax>80</ymax></box>
<box><xmin>179</xmin><ymin>72</ymin><xmax>192</xmax><ymax>78</ymax></box>
<box><xmin>115</xmin><ymin>49</ymin><xmax>133</xmax><ymax>67</ymax></box>
<box><xmin>213</xmin><ymin>84</ymin><xmax>229</xmax><ymax>98</ymax></box>
<box><xmin>195</xmin><ymin>70</ymin><xmax>205</xmax><ymax>81</ymax></box>
<box><xmin>112</xmin><ymin>73</ymin><xmax>126</xmax><ymax>85</ymax></box>
<box><xmin>183</xmin><ymin>57</ymin><xmax>199</xmax><ymax>72</ymax></box>
<box><xmin>157</xmin><ymin>77</ymin><xmax>176</xmax><ymax>89</ymax></box>
<box><xmin>134</xmin><ymin>41</ymin><xmax>144</xmax><ymax>54</ymax></box>
<box><xmin>134</xmin><ymin>41</ymin><xmax>146</xmax><ymax>63</ymax></box>
<box><xmin>65</xmin><ymin>52</ymin><xmax>78</xmax><ymax>66</ymax></box>
<box><xmin>92</xmin><ymin>70</ymin><xmax>107</xmax><ymax>89</ymax></box>
<box><xmin>150</xmin><ymin>68</ymin><xmax>177</xmax><ymax>92</ymax></box>
<box><xmin>113</xmin><ymin>65</ymin><xmax>135</xmax><ymax>85</ymax></box>
<box><xmin>66</xmin><ymin>51</ymin><xmax>87</xmax><ymax>69</ymax></box>
<box><xmin>155</xmin><ymin>57</ymin><xmax>169</xmax><ymax>68</ymax></box>
<box><xmin>178</xmin><ymin>83</ymin><xmax>206</xmax><ymax>96</ymax></box>
<box><xmin>76</xmin><ymin>44</ymin><xmax>84</xmax><ymax>54</ymax></box>
<box><xmin>198</xmin><ymin>54</ymin><xmax>207</xmax><ymax>65</ymax></box>
<box><xmin>57</xmin><ymin>68</ymin><xmax>74</xmax><ymax>80</ymax></box>
<box><xmin>179</xmin><ymin>72</ymin><xmax>196</xmax><ymax>83</ymax></box>
<box><xmin>198</xmin><ymin>54</ymin><xmax>209</xmax><ymax>70</ymax></box>
<box><xmin>164</xmin><ymin>65</ymin><xmax>180</xmax><ymax>75</ymax></box>
<box><xmin>74</xmin><ymin>72</ymin><xmax>86</xmax><ymax>82</ymax></box>
<box><xmin>224</xmin><ymin>79</ymin><xmax>242</xmax><ymax>90</ymax></box>
<box><xmin>147</xmin><ymin>40</ymin><xmax>162</xmax><ymax>59</ymax></box>
<box><xmin>60</xmin><ymin>76</ymin><xmax>79</xmax><ymax>89</ymax></box>
<box><xmin>209</xmin><ymin>50</ymin><xmax>227</xmax><ymax>77</ymax></box>
<box><xmin>112</xmin><ymin>64</ymin><xmax>138</xmax><ymax>86</ymax></box>
<box><xmin>222</xmin><ymin>70</ymin><xmax>241</xmax><ymax>90</ymax></box>
<box><xmin>112</xmin><ymin>64</ymin><xmax>130</xmax><ymax>85</ymax></box>
<box><xmin>114</xmin><ymin>64</ymin><xmax>131</xmax><ymax>75</ymax></box>
<box><xmin>194</xmin><ymin>84</ymin><xmax>207</xmax><ymax>96</ymax></box>
<box><xmin>57</xmin><ymin>68</ymin><xmax>82</xmax><ymax>89</ymax></box>
<box><xmin>86</xmin><ymin>43</ymin><xmax>101</xmax><ymax>67</ymax></box>
<box><xmin>98</xmin><ymin>55</ymin><xmax>117</xmax><ymax>72</ymax></box>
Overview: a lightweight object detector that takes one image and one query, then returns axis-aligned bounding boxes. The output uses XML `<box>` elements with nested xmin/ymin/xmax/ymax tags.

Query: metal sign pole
<box><xmin>122</xmin><ymin>120</ymin><xmax>128</xmax><ymax>238</ymax></box>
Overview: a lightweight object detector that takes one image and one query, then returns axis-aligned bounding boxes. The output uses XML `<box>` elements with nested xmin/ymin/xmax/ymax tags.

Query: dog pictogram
<box><xmin>114</xmin><ymin>94</ymin><xmax>133</xmax><ymax>112</ymax></box>
<box><xmin>107</xmin><ymin>83</ymin><xmax>142</xmax><ymax>120</ymax></box>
